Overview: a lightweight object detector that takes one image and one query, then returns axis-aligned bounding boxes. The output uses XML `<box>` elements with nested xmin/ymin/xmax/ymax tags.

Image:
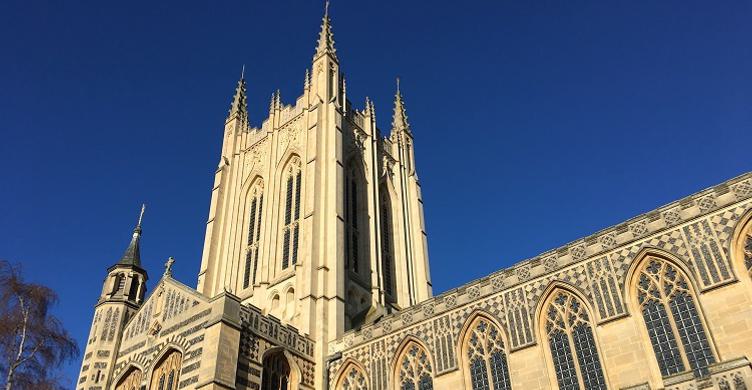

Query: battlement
<box><xmin>332</xmin><ymin>171</ymin><xmax>752</xmax><ymax>353</ymax></box>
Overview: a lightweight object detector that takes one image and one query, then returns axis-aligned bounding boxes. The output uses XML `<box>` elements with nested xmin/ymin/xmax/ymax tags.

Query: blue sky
<box><xmin>0</xmin><ymin>0</ymin><xmax>750</xmax><ymax>386</ymax></box>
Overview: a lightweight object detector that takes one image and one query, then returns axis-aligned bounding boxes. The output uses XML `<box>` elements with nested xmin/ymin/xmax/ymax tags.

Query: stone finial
<box><xmin>164</xmin><ymin>257</ymin><xmax>175</xmax><ymax>277</ymax></box>
<box><xmin>227</xmin><ymin>71</ymin><xmax>248</xmax><ymax>124</ymax></box>
<box><xmin>392</xmin><ymin>77</ymin><xmax>410</xmax><ymax>133</ymax></box>
<box><xmin>304</xmin><ymin>68</ymin><xmax>311</xmax><ymax>90</ymax></box>
<box><xmin>314</xmin><ymin>0</ymin><xmax>337</xmax><ymax>61</ymax></box>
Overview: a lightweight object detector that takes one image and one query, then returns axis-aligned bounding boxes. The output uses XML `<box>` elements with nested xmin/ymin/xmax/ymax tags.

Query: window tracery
<box><xmin>281</xmin><ymin>159</ymin><xmax>302</xmax><ymax>270</ymax></box>
<box><xmin>261</xmin><ymin>352</ymin><xmax>291</xmax><ymax>390</ymax></box>
<box><xmin>339</xmin><ymin>365</ymin><xmax>367</xmax><ymax>390</ymax></box>
<box><xmin>544</xmin><ymin>290</ymin><xmax>607</xmax><ymax>390</ymax></box>
<box><xmin>149</xmin><ymin>350</ymin><xmax>182</xmax><ymax>390</ymax></box>
<box><xmin>244</xmin><ymin>181</ymin><xmax>264</xmax><ymax>288</ymax></box>
<box><xmin>464</xmin><ymin>317</ymin><xmax>512</xmax><ymax>390</ymax></box>
<box><xmin>397</xmin><ymin>342</ymin><xmax>434</xmax><ymax>390</ymax></box>
<box><xmin>636</xmin><ymin>258</ymin><xmax>715</xmax><ymax>378</ymax></box>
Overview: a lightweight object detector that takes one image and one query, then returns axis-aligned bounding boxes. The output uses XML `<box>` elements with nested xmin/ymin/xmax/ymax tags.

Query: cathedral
<box><xmin>77</xmin><ymin>6</ymin><xmax>752</xmax><ymax>390</ymax></box>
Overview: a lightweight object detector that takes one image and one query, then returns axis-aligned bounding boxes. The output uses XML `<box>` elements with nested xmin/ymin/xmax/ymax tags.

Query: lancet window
<box><xmin>380</xmin><ymin>190</ymin><xmax>395</xmax><ymax>298</ymax></box>
<box><xmin>464</xmin><ymin>317</ymin><xmax>512</xmax><ymax>390</ymax></box>
<box><xmin>636</xmin><ymin>258</ymin><xmax>715</xmax><ymax>378</ymax></box>
<box><xmin>345</xmin><ymin>166</ymin><xmax>362</xmax><ymax>273</ymax></box>
<box><xmin>544</xmin><ymin>290</ymin><xmax>607</xmax><ymax>390</ymax></box>
<box><xmin>397</xmin><ymin>342</ymin><xmax>434</xmax><ymax>390</ymax></box>
<box><xmin>244</xmin><ymin>181</ymin><xmax>264</xmax><ymax>288</ymax></box>
<box><xmin>281</xmin><ymin>158</ymin><xmax>302</xmax><ymax>270</ymax></box>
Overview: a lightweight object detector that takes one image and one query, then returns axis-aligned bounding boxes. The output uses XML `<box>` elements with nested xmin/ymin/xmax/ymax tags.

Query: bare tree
<box><xmin>0</xmin><ymin>261</ymin><xmax>78</xmax><ymax>390</ymax></box>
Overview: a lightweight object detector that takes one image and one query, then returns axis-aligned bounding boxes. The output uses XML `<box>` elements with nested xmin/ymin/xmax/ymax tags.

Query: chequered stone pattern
<box><xmin>327</xmin><ymin>174</ymin><xmax>752</xmax><ymax>388</ymax></box>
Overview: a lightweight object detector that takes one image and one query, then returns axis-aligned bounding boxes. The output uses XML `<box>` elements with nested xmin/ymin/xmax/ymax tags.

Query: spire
<box><xmin>227</xmin><ymin>68</ymin><xmax>248</xmax><ymax>123</ymax></box>
<box><xmin>304</xmin><ymin>68</ymin><xmax>311</xmax><ymax>90</ymax></box>
<box><xmin>314</xmin><ymin>0</ymin><xmax>337</xmax><ymax>61</ymax></box>
<box><xmin>117</xmin><ymin>204</ymin><xmax>145</xmax><ymax>267</ymax></box>
<box><xmin>392</xmin><ymin>77</ymin><xmax>410</xmax><ymax>133</ymax></box>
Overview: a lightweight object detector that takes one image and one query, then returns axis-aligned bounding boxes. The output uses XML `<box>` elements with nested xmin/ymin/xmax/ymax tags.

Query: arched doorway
<box><xmin>261</xmin><ymin>351</ymin><xmax>292</xmax><ymax>390</ymax></box>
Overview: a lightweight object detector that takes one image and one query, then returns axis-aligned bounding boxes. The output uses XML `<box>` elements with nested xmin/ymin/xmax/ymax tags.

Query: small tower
<box><xmin>77</xmin><ymin>206</ymin><xmax>149</xmax><ymax>389</ymax></box>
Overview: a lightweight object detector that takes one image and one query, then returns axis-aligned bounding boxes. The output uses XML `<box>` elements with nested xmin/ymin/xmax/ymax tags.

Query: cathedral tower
<box><xmin>195</xmin><ymin>5</ymin><xmax>432</xmax><ymax>386</ymax></box>
<box><xmin>77</xmin><ymin>206</ymin><xmax>148</xmax><ymax>389</ymax></box>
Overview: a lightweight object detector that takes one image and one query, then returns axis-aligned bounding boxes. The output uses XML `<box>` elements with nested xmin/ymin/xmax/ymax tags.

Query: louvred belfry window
<box><xmin>545</xmin><ymin>290</ymin><xmax>607</xmax><ymax>390</ymax></box>
<box><xmin>380</xmin><ymin>191</ymin><xmax>395</xmax><ymax>298</ymax></box>
<box><xmin>636</xmin><ymin>258</ymin><xmax>715</xmax><ymax>378</ymax></box>
<box><xmin>244</xmin><ymin>181</ymin><xmax>264</xmax><ymax>288</ymax></box>
<box><xmin>281</xmin><ymin>159</ymin><xmax>302</xmax><ymax>270</ymax></box>
<box><xmin>345</xmin><ymin>168</ymin><xmax>361</xmax><ymax>273</ymax></box>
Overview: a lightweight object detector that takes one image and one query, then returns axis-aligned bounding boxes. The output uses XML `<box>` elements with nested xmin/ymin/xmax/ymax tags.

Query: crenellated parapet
<box><xmin>328</xmin><ymin>172</ymin><xmax>752</xmax><ymax>390</ymax></box>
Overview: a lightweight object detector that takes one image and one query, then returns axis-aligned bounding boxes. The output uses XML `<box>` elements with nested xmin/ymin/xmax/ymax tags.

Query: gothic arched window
<box><xmin>149</xmin><ymin>349</ymin><xmax>182</xmax><ymax>390</ymax></box>
<box><xmin>281</xmin><ymin>158</ymin><xmax>302</xmax><ymax>270</ymax></box>
<box><xmin>114</xmin><ymin>367</ymin><xmax>143</xmax><ymax>390</ymax></box>
<box><xmin>635</xmin><ymin>258</ymin><xmax>715</xmax><ymax>378</ymax></box>
<box><xmin>544</xmin><ymin>290</ymin><xmax>607</xmax><ymax>390</ymax></box>
<box><xmin>337</xmin><ymin>364</ymin><xmax>368</xmax><ymax>390</ymax></box>
<box><xmin>380</xmin><ymin>188</ymin><xmax>395</xmax><ymax>298</ymax></box>
<box><xmin>244</xmin><ymin>180</ymin><xmax>264</xmax><ymax>288</ymax></box>
<box><xmin>464</xmin><ymin>317</ymin><xmax>512</xmax><ymax>390</ymax></box>
<box><xmin>345</xmin><ymin>165</ymin><xmax>363</xmax><ymax>274</ymax></box>
<box><xmin>396</xmin><ymin>341</ymin><xmax>434</xmax><ymax>390</ymax></box>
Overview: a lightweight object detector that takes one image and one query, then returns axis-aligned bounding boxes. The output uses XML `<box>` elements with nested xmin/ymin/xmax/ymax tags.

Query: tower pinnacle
<box><xmin>314</xmin><ymin>0</ymin><xmax>337</xmax><ymax>61</ymax></box>
<box><xmin>117</xmin><ymin>204</ymin><xmax>145</xmax><ymax>267</ymax></box>
<box><xmin>392</xmin><ymin>78</ymin><xmax>410</xmax><ymax>133</ymax></box>
<box><xmin>227</xmin><ymin>71</ymin><xmax>248</xmax><ymax>124</ymax></box>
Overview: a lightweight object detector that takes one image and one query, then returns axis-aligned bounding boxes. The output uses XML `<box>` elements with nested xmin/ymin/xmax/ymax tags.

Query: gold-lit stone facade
<box><xmin>76</xmin><ymin>6</ymin><xmax>752</xmax><ymax>390</ymax></box>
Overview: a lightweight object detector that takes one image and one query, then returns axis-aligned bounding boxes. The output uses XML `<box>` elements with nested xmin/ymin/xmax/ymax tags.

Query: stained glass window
<box><xmin>244</xmin><ymin>181</ymin><xmax>264</xmax><ymax>288</ymax></box>
<box><xmin>339</xmin><ymin>365</ymin><xmax>368</xmax><ymax>390</ymax></box>
<box><xmin>281</xmin><ymin>158</ymin><xmax>302</xmax><ymax>270</ymax></box>
<box><xmin>397</xmin><ymin>342</ymin><xmax>433</xmax><ymax>390</ymax></box>
<box><xmin>636</xmin><ymin>258</ymin><xmax>715</xmax><ymax>378</ymax></box>
<box><xmin>545</xmin><ymin>290</ymin><xmax>607</xmax><ymax>390</ymax></box>
<box><xmin>465</xmin><ymin>317</ymin><xmax>512</xmax><ymax>390</ymax></box>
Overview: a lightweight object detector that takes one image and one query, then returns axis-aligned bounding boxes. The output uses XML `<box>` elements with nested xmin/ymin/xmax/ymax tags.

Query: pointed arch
<box><xmin>456</xmin><ymin>310</ymin><xmax>512</xmax><ymax>390</ymax></box>
<box><xmin>260</xmin><ymin>347</ymin><xmax>303</xmax><ymax>390</ymax></box>
<box><xmin>333</xmin><ymin>358</ymin><xmax>369</xmax><ymax>390</ymax></box>
<box><xmin>242</xmin><ymin>176</ymin><xmax>265</xmax><ymax>290</ymax></box>
<box><xmin>392</xmin><ymin>336</ymin><xmax>434</xmax><ymax>390</ymax></box>
<box><xmin>147</xmin><ymin>346</ymin><xmax>183</xmax><ymax>390</ymax></box>
<box><xmin>279</xmin><ymin>154</ymin><xmax>303</xmax><ymax>271</ymax></box>
<box><xmin>625</xmin><ymin>248</ymin><xmax>717</xmax><ymax>379</ymax></box>
<box><xmin>730</xmin><ymin>208</ymin><xmax>752</xmax><ymax>283</ymax></box>
<box><xmin>536</xmin><ymin>282</ymin><xmax>608</xmax><ymax>390</ymax></box>
<box><xmin>113</xmin><ymin>363</ymin><xmax>145</xmax><ymax>390</ymax></box>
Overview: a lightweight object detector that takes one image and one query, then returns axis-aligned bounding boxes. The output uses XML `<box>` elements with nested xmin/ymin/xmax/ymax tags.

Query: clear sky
<box><xmin>0</xmin><ymin>0</ymin><xmax>750</xmax><ymax>386</ymax></box>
